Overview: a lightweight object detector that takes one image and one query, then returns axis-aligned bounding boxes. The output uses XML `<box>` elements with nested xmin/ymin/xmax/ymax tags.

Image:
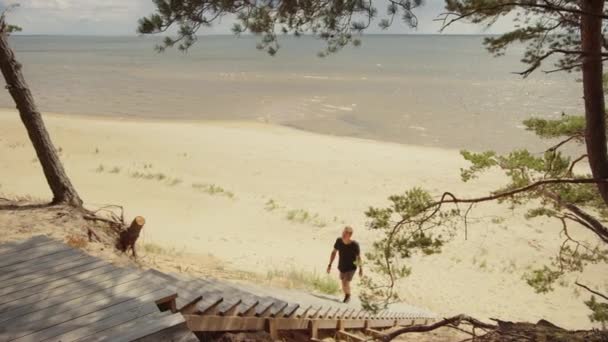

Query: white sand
<box><xmin>0</xmin><ymin>109</ymin><xmax>605</xmax><ymax>329</ymax></box>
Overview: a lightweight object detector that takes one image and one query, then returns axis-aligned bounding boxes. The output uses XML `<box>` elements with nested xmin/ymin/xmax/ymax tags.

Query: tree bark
<box><xmin>580</xmin><ymin>0</ymin><xmax>608</xmax><ymax>206</ymax></box>
<box><xmin>118</xmin><ymin>216</ymin><xmax>145</xmax><ymax>257</ymax></box>
<box><xmin>0</xmin><ymin>21</ymin><xmax>82</xmax><ymax>206</ymax></box>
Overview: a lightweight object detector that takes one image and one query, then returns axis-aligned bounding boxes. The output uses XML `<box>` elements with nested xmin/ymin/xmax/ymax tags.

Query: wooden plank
<box><xmin>178</xmin><ymin>295</ymin><xmax>202</xmax><ymax>314</ymax></box>
<box><xmin>75</xmin><ymin>312</ymin><xmax>185</xmax><ymax>342</ymax></box>
<box><xmin>0</xmin><ymin>268</ymin><xmax>132</xmax><ymax>313</ymax></box>
<box><xmin>12</xmin><ymin>300</ymin><xmax>160</xmax><ymax>342</ymax></box>
<box><xmin>239</xmin><ymin>301</ymin><xmax>259</xmax><ymax>317</ymax></box>
<box><xmin>0</xmin><ymin>269</ymin><xmax>139</xmax><ymax>322</ymax></box>
<box><xmin>310</xmin><ymin>306</ymin><xmax>323</xmax><ymax>319</ymax></box>
<box><xmin>0</xmin><ymin>242</ymin><xmax>72</xmax><ymax>268</ymax></box>
<box><xmin>0</xmin><ymin>277</ymin><xmax>170</xmax><ymax>341</ymax></box>
<box><xmin>0</xmin><ymin>236</ymin><xmax>54</xmax><ymax>256</ymax></box>
<box><xmin>270</xmin><ymin>302</ymin><xmax>288</xmax><ymax>318</ymax></box>
<box><xmin>199</xmin><ymin>298</ymin><xmax>223</xmax><ymax>316</ymax></box>
<box><xmin>0</xmin><ymin>249</ymin><xmax>84</xmax><ymax>282</ymax></box>
<box><xmin>0</xmin><ymin>262</ymin><xmax>112</xmax><ymax>304</ymax></box>
<box><xmin>274</xmin><ymin>317</ymin><xmax>310</xmax><ymax>330</ymax></box>
<box><xmin>34</xmin><ymin>289</ymin><xmax>173</xmax><ymax>342</ymax></box>
<box><xmin>367</xmin><ymin>319</ymin><xmax>397</xmax><ymax>329</ymax></box>
<box><xmin>365</xmin><ymin>328</ymin><xmax>387</xmax><ymax>339</ymax></box>
<box><xmin>284</xmin><ymin>304</ymin><xmax>300</xmax><ymax>318</ymax></box>
<box><xmin>309</xmin><ymin>320</ymin><xmax>319</xmax><ymax>339</ymax></box>
<box><xmin>341</xmin><ymin>319</ymin><xmax>367</xmax><ymax>329</ymax></box>
<box><xmin>266</xmin><ymin>318</ymin><xmax>278</xmax><ymax>340</ymax></box>
<box><xmin>313</xmin><ymin>319</ymin><xmax>338</xmax><ymax>330</ymax></box>
<box><xmin>337</xmin><ymin>330</ymin><xmax>366</xmax><ymax>342</ymax></box>
<box><xmin>0</xmin><ymin>254</ymin><xmax>100</xmax><ymax>289</ymax></box>
<box><xmin>185</xmin><ymin>315</ymin><xmax>266</xmax><ymax>332</ymax></box>
<box><xmin>255</xmin><ymin>302</ymin><xmax>274</xmax><ymax>318</ymax></box>
<box><xmin>297</xmin><ymin>305</ymin><xmax>312</xmax><ymax>319</ymax></box>
<box><xmin>220</xmin><ymin>300</ymin><xmax>242</xmax><ymax>317</ymax></box>
<box><xmin>131</xmin><ymin>322</ymin><xmax>197</xmax><ymax>342</ymax></box>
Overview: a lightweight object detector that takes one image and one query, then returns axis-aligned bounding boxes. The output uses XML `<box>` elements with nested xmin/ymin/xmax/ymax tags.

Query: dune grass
<box><xmin>142</xmin><ymin>242</ymin><xmax>183</xmax><ymax>256</ymax></box>
<box><xmin>266</xmin><ymin>267</ymin><xmax>340</xmax><ymax>295</ymax></box>
<box><xmin>286</xmin><ymin>208</ymin><xmax>326</xmax><ymax>228</ymax></box>
<box><xmin>192</xmin><ymin>183</ymin><xmax>235</xmax><ymax>198</ymax></box>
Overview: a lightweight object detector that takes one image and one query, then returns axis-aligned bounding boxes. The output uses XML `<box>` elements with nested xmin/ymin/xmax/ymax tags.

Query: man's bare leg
<box><xmin>341</xmin><ymin>278</ymin><xmax>351</xmax><ymax>302</ymax></box>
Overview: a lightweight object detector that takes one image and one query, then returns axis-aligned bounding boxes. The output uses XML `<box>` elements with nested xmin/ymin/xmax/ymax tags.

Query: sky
<box><xmin>0</xmin><ymin>0</ymin><xmax>515</xmax><ymax>36</ymax></box>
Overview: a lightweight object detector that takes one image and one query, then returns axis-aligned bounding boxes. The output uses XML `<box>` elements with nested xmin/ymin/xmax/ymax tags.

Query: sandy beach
<box><xmin>1</xmin><ymin>109</ymin><xmax>605</xmax><ymax>329</ymax></box>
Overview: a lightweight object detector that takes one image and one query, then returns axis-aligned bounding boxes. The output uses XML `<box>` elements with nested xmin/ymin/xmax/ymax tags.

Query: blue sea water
<box><xmin>1</xmin><ymin>35</ymin><xmax>582</xmax><ymax>152</ymax></box>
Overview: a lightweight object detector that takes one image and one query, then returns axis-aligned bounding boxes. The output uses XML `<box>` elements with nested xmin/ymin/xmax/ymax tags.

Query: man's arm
<box><xmin>356</xmin><ymin>243</ymin><xmax>362</xmax><ymax>276</ymax></box>
<box><xmin>327</xmin><ymin>249</ymin><xmax>337</xmax><ymax>274</ymax></box>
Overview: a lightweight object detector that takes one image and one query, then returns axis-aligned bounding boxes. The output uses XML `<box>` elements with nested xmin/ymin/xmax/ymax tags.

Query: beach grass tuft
<box><xmin>130</xmin><ymin>171</ymin><xmax>167</xmax><ymax>181</ymax></box>
<box><xmin>286</xmin><ymin>209</ymin><xmax>326</xmax><ymax>227</ymax></box>
<box><xmin>192</xmin><ymin>183</ymin><xmax>235</xmax><ymax>198</ymax></box>
<box><xmin>266</xmin><ymin>268</ymin><xmax>340</xmax><ymax>295</ymax></box>
<box><xmin>264</xmin><ymin>199</ymin><xmax>280</xmax><ymax>211</ymax></box>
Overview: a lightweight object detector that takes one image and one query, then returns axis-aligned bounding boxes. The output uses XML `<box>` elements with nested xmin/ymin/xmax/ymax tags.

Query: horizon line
<box><xmin>11</xmin><ymin>32</ymin><xmax>500</xmax><ymax>38</ymax></box>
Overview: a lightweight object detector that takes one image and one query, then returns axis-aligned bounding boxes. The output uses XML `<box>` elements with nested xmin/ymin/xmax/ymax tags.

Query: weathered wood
<box><xmin>271</xmin><ymin>302</ymin><xmax>289</xmax><ymax>318</ymax></box>
<box><xmin>0</xmin><ymin>254</ymin><xmax>100</xmax><ymax>289</ymax></box>
<box><xmin>0</xmin><ymin>261</ymin><xmax>112</xmax><ymax>304</ymax></box>
<box><xmin>12</xmin><ymin>301</ymin><xmax>160</xmax><ymax>342</ymax></box>
<box><xmin>256</xmin><ymin>302</ymin><xmax>274</xmax><ymax>318</ymax></box>
<box><xmin>0</xmin><ymin>269</ymin><xmax>137</xmax><ymax>321</ymax></box>
<box><xmin>132</xmin><ymin>321</ymin><xmax>198</xmax><ymax>342</ymax></box>
<box><xmin>200</xmin><ymin>298</ymin><xmax>223</xmax><ymax>316</ymax></box>
<box><xmin>337</xmin><ymin>330</ymin><xmax>366</xmax><ymax>341</ymax></box>
<box><xmin>0</xmin><ymin>279</ymin><xmax>171</xmax><ymax>341</ymax></box>
<box><xmin>284</xmin><ymin>304</ymin><xmax>300</xmax><ymax>318</ymax></box>
<box><xmin>0</xmin><ymin>242</ymin><xmax>71</xmax><ymax>268</ymax></box>
<box><xmin>309</xmin><ymin>320</ymin><xmax>319</xmax><ymax>339</ymax></box>
<box><xmin>118</xmin><ymin>216</ymin><xmax>145</xmax><ymax>257</ymax></box>
<box><xmin>220</xmin><ymin>300</ymin><xmax>242</xmax><ymax>317</ymax></box>
<box><xmin>297</xmin><ymin>305</ymin><xmax>312</xmax><ymax>319</ymax></box>
<box><xmin>342</xmin><ymin>319</ymin><xmax>367</xmax><ymax>329</ymax></box>
<box><xmin>79</xmin><ymin>311</ymin><xmax>185</xmax><ymax>342</ymax></box>
<box><xmin>240</xmin><ymin>301</ymin><xmax>259</xmax><ymax>317</ymax></box>
<box><xmin>310</xmin><ymin>306</ymin><xmax>323</xmax><ymax>319</ymax></box>
<box><xmin>314</xmin><ymin>318</ymin><xmax>338</xmax><ymax>330</ymax></box>
<box><xmin>38</xmin><ymin>288</ymin><xmax>173</xmax><ymax>342</ymax></box>
<box><xmin>0</xmin><ymin>268</ymin><xmax>131</xmax><ymax>313</ymax></box>
<box><xmin>266</xmin><ymin>318</ymin><xmax>279</xmax><ymax>340</ymax></box>
<box><xmin>365</xmin><ymin>327</ymin><xmax>387</xmax><ymax>339</ymax></box>
<box><xmin>185</xmin><ymin>314</ymin><xmax>266</xmax><ymax>332</ymax></box>
<box><xmin>367</xmin><ymin>319</ymin><xmax>398</xmax><ymax>328</ymax></box>
<box><xmin>179</xmin><ymin>295</ymin><xmax>203</xmax><ymax>314</ymax></box>
<box><xmin>0</xmin><ymin>235</ymin><xmax>54</xmax><ymax>255</ymax></box>
<box><xmin>0</xmin><ymin>249</ymin><xmax>84</xmax><ymax>282</ymax></box>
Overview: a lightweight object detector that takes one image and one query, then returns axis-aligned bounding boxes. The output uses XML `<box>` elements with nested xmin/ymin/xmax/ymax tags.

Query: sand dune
<box><xmin>0</xmin><ymin>109</ymin><xmax>605</xmax><ymax>329</ymax></box>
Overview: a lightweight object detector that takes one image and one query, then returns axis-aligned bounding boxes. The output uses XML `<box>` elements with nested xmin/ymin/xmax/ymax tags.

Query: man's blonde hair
<box><xmin>343</xmin><ymin>226</ymin><xmax>354</xmax><ymax>234</ymax></box>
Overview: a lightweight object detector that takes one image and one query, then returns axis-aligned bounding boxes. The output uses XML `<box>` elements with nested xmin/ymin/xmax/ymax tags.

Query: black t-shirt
<box><xmin>333</xmin><ymin>238</ymin><xmax>360</xmax><ymax>272</ymax></box>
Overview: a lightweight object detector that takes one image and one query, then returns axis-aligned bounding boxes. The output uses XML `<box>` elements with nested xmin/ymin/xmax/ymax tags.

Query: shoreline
<box><xmin>0</xmin><ymin>107</ymin><xmax>464</xmax><ymax>154</ymax></box>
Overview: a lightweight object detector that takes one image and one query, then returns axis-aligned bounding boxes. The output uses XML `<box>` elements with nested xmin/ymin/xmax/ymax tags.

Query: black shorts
<box><xmin>339</xmin><ymin>270</ymin><xmax>356</xmax><ymax>281</ymax></box>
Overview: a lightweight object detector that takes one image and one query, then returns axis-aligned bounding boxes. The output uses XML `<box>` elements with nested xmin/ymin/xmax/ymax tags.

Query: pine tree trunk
<box><xmin>0</xmin><ymin>25</ymin><xmax>83</xmax><ymax>206</ymax></box>
<box><xmin>580</xmin><ymin>0</ymin><xmax>608</xmax><ymax>206</ymax></box>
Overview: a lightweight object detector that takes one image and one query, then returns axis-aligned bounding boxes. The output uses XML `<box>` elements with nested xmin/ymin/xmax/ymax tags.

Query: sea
<box><xmin>1</xmin><ymin>35</ymin><xmax>583</xmax><ymax>152</ymax></box>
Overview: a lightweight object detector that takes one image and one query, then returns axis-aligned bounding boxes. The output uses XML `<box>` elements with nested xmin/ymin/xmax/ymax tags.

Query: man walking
<box><xmin>327</xmin><ymin>226</ymin><xmax>362</xmax><ymax>303</ymax></box>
